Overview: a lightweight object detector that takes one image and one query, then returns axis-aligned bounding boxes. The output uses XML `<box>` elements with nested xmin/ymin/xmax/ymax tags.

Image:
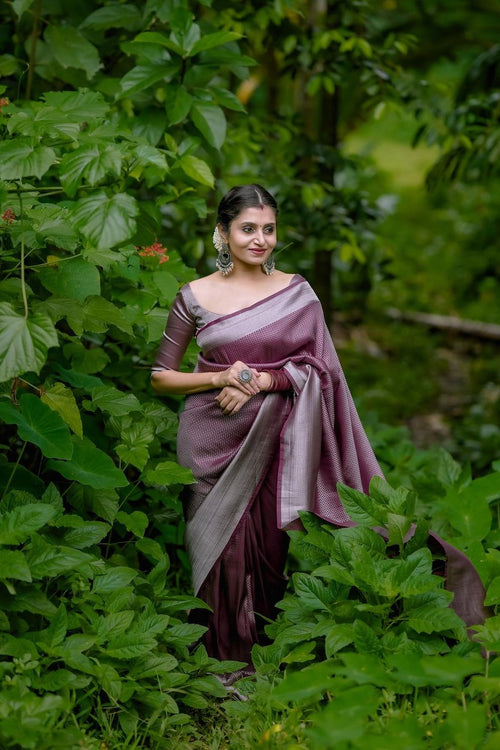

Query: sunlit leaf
<box><xmin>42</xmin><ymin>90</ymin><xmax>109</xmax><ymax>120</ymax></box>
<box><xmin>190</xmin><ymin>102</ymin><xmax>226</xmax><ymax>149</ymax></box>
<box><xmin>0</xmin><ymin>303</ymin><xmax>58</xmax><ymax>382</ymax></box>
<box><xmin>119</xmin><ymin>61</ymin><xmax>180</xmax><ymax>97</ymax></box>
<box><xmin>177</xmin><ymin>154</ymin><xmax>214</xmax><ymax>186</ymax></box>
<box><xmin>188</xmin><ymin>30</ymin><xmax>241</xmax><ymax>56</ymax></box>
<box><xmin>12</xmin><ymin>0</ymin><xmax>34</xmax><ymax>17</ymax></box>
<box><xmin>41</xmin><ymin>382</ymin><xmax>83</xmax><ymax>438</ymax></box>
<box><xmin>144</xmin><ymin>460</ymin><xmax>194</xmax><ymax>486</ymax></box>
<box><xmin>0</xmin><ymin>140</ymin><xmax>56</xmax><ymax>180</ymax></box>
<box><xmin>166</xmin><ymin>85</ymin><xmax>193</xmax><ymax>125</ymax></box>
<box><xmin>72</xmin><ymin>191</ymin><xmax>138</xmax><ymax>250</ymax></box>
<box><xmin>59</xmin><ymin>144</ymin><xmax>122</xmax><ymax>196</ymax></box>
<box><xmin>116</xmin><ymin>510</ymin><xmax>149</xmax><ymax>538</ymax></box>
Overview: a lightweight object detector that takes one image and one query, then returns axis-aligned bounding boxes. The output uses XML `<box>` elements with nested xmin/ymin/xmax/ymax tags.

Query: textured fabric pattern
<box><xmin>154</xmin><ymin>276</ymin><xmax>383</xmax><ymax>591</ymax></box>
<box><xmin>153</xmin><ymin>274</ymin><xmax>487</xmax><ymax>661</ymax></box>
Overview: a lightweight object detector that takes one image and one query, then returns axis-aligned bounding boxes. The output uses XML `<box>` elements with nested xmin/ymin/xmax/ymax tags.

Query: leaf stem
<box><xmin>17</xmin><ymin>187</ymin><xmax>29</xmax><ymax>319</ymax></box>
<box><xmin>1</xmin><ymin>441</ymin><xmax>27</xmax><ymax>501</ymax></box>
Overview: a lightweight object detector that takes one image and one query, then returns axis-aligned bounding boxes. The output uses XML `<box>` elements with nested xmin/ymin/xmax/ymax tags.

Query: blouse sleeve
<box><xmin>151</xmin><ymin>288</ymin><xmax>196</xmax><ymax>372</ymax></box>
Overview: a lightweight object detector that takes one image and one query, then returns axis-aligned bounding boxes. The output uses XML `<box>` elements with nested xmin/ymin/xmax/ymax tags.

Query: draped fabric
<box><xmin>153</xmin><ymin>275</ymin><xmax>487</xmax><ymax>663</ymax></box>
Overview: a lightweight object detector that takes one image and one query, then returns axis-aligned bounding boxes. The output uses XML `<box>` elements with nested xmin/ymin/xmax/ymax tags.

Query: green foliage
<box><xmin>220</xmin><ymin>456</ymin><xmax>500</xmax><ymax>748</ymax></box>
<box><xmin>0</xmin><ymin>484</ymin><xmax>238</xmax><ymax>749</ymax></box>
<box><xmin>0</xmin><ymin>1</ymin><xmax>255</xmax><ymax>744</ymax></box>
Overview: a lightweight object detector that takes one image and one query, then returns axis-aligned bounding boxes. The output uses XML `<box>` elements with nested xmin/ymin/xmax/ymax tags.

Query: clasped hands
<box><xmin>214</xmin><ymin>360</ymin><xmax>271</xmax><ymax>415</ymax></box>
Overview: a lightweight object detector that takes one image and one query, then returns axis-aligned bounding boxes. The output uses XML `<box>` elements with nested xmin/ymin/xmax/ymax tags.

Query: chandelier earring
<box><xmin>213</xmin><ymin>226</ymin><xmax>233</xmax><ymax>276</ymax></box>
<box><xmin>262</xmin><ymin>253</ymin><xmax>275</xmax><ymax>276</ymax></box>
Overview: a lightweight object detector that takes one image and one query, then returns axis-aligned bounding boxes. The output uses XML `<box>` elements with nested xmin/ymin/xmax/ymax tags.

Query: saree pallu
<box><xmin>174</xmin><ymin>277</ymin><xmax>486</xmax><ymax>662</ymax></box>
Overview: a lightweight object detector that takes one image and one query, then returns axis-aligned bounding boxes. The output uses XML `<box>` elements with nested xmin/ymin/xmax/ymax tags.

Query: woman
<box><xmin>151</xmin><ymin>184</ymin><xmax>486</xmax><ymax>668</ymax></box>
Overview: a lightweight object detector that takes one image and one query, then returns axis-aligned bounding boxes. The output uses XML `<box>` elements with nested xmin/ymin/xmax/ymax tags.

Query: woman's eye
<box><xmin>242</xmin><ymin>226</ymin><xmax>253</xmax><ymax>233</ymax></box>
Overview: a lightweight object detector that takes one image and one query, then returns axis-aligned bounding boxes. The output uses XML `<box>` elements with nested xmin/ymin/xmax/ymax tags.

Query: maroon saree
<box><xmin>153</xmin><ymin>275</ymin><xmax>486</xmax><ymax>663</ymax></box>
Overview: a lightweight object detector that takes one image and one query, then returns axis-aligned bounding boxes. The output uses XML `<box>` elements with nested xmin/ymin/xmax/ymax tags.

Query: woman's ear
<box><xmin>217</xmin><ymin>223</ymin><xmax>228</xmax><ymax>244</ymax></box>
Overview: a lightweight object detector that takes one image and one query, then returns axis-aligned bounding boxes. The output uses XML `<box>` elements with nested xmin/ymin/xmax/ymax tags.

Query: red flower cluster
<box><xmin>137</xmin><ymin>240</ymin><xmax>169</xmax><ymax>264</ymax></box>
<box><xmin>2</xmin><ymin>208</ymin><xmax>15</xmax><ymax>224</ymax></box>
<box><xmin>0</xmin><ymin>97</ymin><xmax>9</xmax><ymax>113</ymax></box>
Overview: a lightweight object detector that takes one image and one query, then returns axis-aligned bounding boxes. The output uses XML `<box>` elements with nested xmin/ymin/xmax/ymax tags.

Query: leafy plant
<box><xmin>222</xmin><ymin>469</ymin><xmax>500</xmax><ymax>749</ymax></box>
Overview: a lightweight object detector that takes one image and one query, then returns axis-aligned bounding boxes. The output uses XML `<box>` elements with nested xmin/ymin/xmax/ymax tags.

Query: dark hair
<box><xmin>216</xmin><ymin>184</ymin><xmax>278</xmax><ymax>232</ymax></box>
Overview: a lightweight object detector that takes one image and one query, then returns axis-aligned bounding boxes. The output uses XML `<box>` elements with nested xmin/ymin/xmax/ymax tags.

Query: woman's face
<box><xmin>222</xmin><ymin>206</ymin><xmax>277</xmax><ymax>271</ymax></box>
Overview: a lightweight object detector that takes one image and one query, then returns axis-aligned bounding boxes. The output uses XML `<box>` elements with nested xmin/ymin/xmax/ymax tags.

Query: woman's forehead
<box><xmin>233</xmin><ymin>205</ymin><xmax>276</xmax><ymax>223</ymax></box>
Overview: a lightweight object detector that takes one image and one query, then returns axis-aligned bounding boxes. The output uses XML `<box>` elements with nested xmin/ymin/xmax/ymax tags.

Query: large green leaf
<box><xmin>25</xmin><ymin>534</ymin><xmax>96</xmax><ymax>579</ymax></box>
<box><xmin>0</xmin><ymin>503</ymin><xmax>58</xmax><ymax>545</ymax></box>
<box><xmin>84</xmin><ymin>385</ymin><xmax>140</xmax><ymax>416</ymax></box>
<box><xmin>131</xmin><ymin>31</ymin><xmax>183</xmax><ymax>55</ymax></box>
<box><xmin>0</xmin><ymin>303</ymin><xmax>58</xmax><ymax>382</ymax></box>
<box><xmin>81</xmin><ymin>296</ymin><xmax>133</xmax><ymax>335</ymax></box>
<box><xmin>0</xmin><ymin>140</ymin><xmax>56</xmax><ymax>180</ymax></box>
<box><xmin>106</xmin><ymin>634</ymin><xmax>158</xmax><ymax>660</ymax></box>
<box><xmin>0</xmin><ymin>394</ymin><xmax>73</xmax><ymax>459</ymax></box>
<box><xmin>93</xmin><ymin>566</ymin><xmax>137</xmax><ymax>594</ymax></box>
<box><xmin>337</xmin><ymin>482</ymin><xmax>387</xmax><ymax>526</ymax></box>
<box><xmin>72</xmin><ymin>192</ymin><xmax>138</xmax><ymax>250</ymax></box>
<box><xmin>190</xmin><ymin>102</ymin><xmax>226</xmax><ymax>150</ymax></box>
<box><xmin>188</xmin><ymin>30</ymin><xmax>241</xmax><ymax>56</ymax></box>
<box><xmin>38</xmin><ymin>256</ymin><xmax>101</xmax><ymax>304</ymax></box>
<box><xmin>7</xmin><ymin>108</ymin><xmax>81</xmax><ymax>140</ymax></box>
<box><xmin>166</xmin><ymin>85</ymin><xmax>193</xmax><ymax>125</ymax></box>
<box><xmin>119</xmin><ymin>61</ymin><xmax>180</xmax><ymax>97</ymax></box>
<box><xmin>79</xmin><ymin>4</ymin><xmax>142</xmax><ymax>31</ymax></box>
<box><xmin>47</xmin><ymin>437</ymin><xmax>128</xmax><ymax>489</ymax></box>
<box><xmin>272</xmin><ymin>661</ymin><xmax>339</xmax><ymax>703</ymax></box>
<box><xmin>61</xmin><ymin>522</ymin><xmax>110</xmax><ymax>549</ymax></box>
<box><xmin>43</xmin><ymin>90</ymin><xmax>109</xmax><ymax>121</ymax></box>
<box><xmin>144</xmin><ymin>461</ymin><xmax>194</xmax><ymax>486</ymax></box>
<box><xmin>177</xmin><ymin>154</ymin><xmax>214</xmax><ymax>187</ymax></box>
<box><xmin>12</xmin><ymin>0</ymin><xmax>34</xmax><ymax>17</ymax></box>
<box><xmin>44</xmin><ymin>25</ymin><xmax>101</xmax><ymax>79</ymax></box>
<box><xmin>28</xmin><ymin>205</ymin><xmax>78</xmax><ymax>251</ymax></box>
<box><xmin>1</xmin><ymin>584</ymin><xmax>57</xmax><ymax>616</ymax></box>
<box><xmin>41</xmin><ymin>382</ymin><xmax>83</xmax><ymax>438</ymax></box>
<box><xmin>0</xmin><ymin>550</ymin><xmax>32</xmax><ymax>582</ymax></box>
<box><xmin>59</xmin><ymin>144</ymin><xmax>123</xmax><ymax>197</ymax></box>
<box><xmin>116</xmin><ymin>510</ymin><xmax>148</xmax><ymax>538</ymax></box>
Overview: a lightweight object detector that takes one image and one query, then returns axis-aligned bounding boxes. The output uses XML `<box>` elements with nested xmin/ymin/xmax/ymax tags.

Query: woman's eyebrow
<box><xmin>240</xmin><ymin>221</ymin><xmax>276</xmax><ymax>226</ymax></box>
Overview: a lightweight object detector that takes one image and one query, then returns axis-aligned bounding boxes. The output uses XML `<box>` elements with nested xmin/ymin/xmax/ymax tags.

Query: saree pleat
<box><xmin>191</xmin><ymin>457</ymin><xmax>290</xmax><ymax>663</ymax></box>
<box><xmin>154</xmin><ymin>275</ymin><xmax>487</xmax><ymax>664</ymax></box>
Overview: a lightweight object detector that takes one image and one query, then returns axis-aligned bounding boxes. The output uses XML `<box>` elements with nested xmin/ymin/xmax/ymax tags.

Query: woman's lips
<box><xmin>249</xmin><ymin>248</ymin><xmax>266</xmax><ymax>254</ymax></box>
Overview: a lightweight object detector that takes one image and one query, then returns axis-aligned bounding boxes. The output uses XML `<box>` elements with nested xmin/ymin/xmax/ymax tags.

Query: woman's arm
<box><xmin>151</xmin><ymin>361</ymin><xmax>261</xmax><ymax>397</ymax></box>
<box><xmin>150</xmin><ymin>290</ymin><xmax>257</xmax><ymax>397</ymax></box>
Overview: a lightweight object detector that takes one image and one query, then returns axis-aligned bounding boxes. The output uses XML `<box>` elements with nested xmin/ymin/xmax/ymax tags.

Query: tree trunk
<box><xmin>303</xmin><ymin>0</ymin><xmax>340</xmax><ymax>325</ymax></box>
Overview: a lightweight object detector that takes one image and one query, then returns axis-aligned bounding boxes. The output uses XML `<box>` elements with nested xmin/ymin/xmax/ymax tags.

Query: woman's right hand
<box><xmin>213</xmin><ymin>361</ymin><xmax>260</xmax><ymax>395</ymax></box>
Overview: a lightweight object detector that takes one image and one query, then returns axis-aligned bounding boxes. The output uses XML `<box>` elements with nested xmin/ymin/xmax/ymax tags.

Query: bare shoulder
<box><xmin>189</xmin><ymin>273</ymin><xmax>219</xmax><ymax>290</ymax></box>
<box><xmin>269</xmin><ymin>270</ymin><xmax>296</xmax><ymax>291</ymax></box>
<box><xmin>188</xmin><ymin>273</ymin><xmax>227</xmax><ymax>307</ymax></box>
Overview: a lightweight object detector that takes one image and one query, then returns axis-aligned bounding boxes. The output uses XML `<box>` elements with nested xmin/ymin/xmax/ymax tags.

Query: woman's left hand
<box><xmin>215</xmin><ymin>386</ymin><xmax>254</xmax><ymax>415</ymax></box>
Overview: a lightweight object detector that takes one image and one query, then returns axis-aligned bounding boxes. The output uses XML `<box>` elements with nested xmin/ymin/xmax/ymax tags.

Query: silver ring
<box><xmin>238</xmin><ymin>368</ymin><xmax>253</xmax><ymax>384</ymax></box>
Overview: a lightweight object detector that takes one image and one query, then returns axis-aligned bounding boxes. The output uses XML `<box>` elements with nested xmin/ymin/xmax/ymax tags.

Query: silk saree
<box><xmin>153</xmin><ymin>275</ymin><xmax>486</xmax><ymax>663</ymax></box>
